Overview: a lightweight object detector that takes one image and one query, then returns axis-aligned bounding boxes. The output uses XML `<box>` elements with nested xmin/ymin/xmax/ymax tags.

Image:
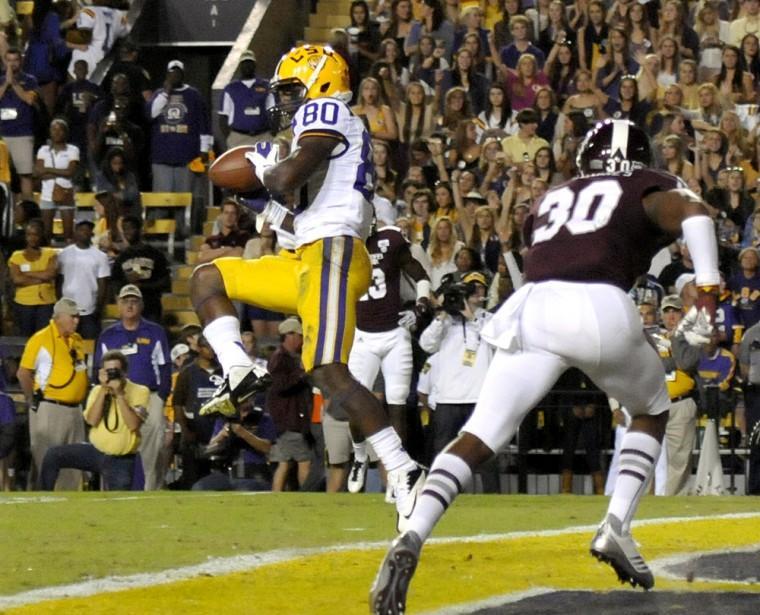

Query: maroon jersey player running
<box><xmin>371</xmin><ymin>119</ymin><xmax>721</xmax><ymax>614</ymax></box>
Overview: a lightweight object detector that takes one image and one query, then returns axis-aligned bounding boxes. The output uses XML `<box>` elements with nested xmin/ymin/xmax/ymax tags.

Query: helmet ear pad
<box><xmin>577</xmin><ymin>119</ymin><xmax>653</xmax><ymax>176</ymax></box>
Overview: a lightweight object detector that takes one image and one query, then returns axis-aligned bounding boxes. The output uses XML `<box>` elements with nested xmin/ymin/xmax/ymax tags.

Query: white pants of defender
<box><xmin>348</xmin><ymin>327</ymin><xmax>414</xmax><ymax>405</ymax></box>
<box><xmin>467</xmin><ymin>281</ymin><xmax>671</xmax><ymax>453</ymax></box>
<box><xmin>139</xmin><ymin>392</ymin><xmax>168</xmax><ymax>490</ymax></box>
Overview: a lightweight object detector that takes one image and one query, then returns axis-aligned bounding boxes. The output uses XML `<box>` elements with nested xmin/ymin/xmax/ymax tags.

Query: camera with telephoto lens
<box><xmin>435</xmin><ymin>275</ymin><xmax>471</xmax><ymax>316</ymax></box>
<box><xmin>197</xmin><ymin>403</ymin><xmax>263</xmax><ymax>466</ymax></box>
<box><xmin>106</xmin><ymin>368</ymin><xmax>122</xmax><ymax>381</ymax></box>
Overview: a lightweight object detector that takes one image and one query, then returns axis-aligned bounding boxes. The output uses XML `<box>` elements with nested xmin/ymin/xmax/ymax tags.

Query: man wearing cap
<box><xmin>56</xmin><ymin>218</ymin><xmax>110</xmax><ymax>340</ymax></box>
<box><xmin>500</xmin><ymin>109</ymin><xmax>549</xmax><ymax>166</ymax></box>
<box><xmin>218</xmin><ymin>50</ymin><xmax>271</xmax><ymax>150</ymax></box>
<box><xmin>17</xmin><ymin>297</ymin><xmax>89</xmax><ymax>489</ymax></box>
<box><xmin>656</xmin><ymin>294</ymin><xmax>702</xmax><ymax>495</ymax></box>
<box><xmin>148</xmin><ymin>59</ymin><xmax>211</xmax><ymax>200</ymax></box>
<box><xmin>94</xmin><ymin>284</ymin><xmax>172</xmax><ymax>490</ymax></box>
<box><xmin>267</xmin><ymin>317</ymin><xmax>313</xmax><ymax>491</ymax></box>
<box><xmin>419</xmin><ymin>271</ymin><xmax>493</xmax><ymax>457</ymax></box>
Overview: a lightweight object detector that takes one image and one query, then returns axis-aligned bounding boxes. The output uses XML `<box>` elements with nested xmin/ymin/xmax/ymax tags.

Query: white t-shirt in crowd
<box><xmin>57</xmin><ymin>244</ymin><xmax>110</xmax><ymax>315</ymax></box>
<box><xmin>36</xmin><ymin>143</ymin><xmax>80</xmax><ymax>202</ymax></box>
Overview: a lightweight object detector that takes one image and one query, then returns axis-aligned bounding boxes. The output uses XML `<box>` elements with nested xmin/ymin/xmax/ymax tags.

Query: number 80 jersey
<box><xmin>291</xmin><ymin>98</ymin><xmax>375</xmax><ymax>247</ymax></box>
<box><xmin>523</xmin><ymin>169</ymin><xmax>683</xmax><ymax>291</ymax></box>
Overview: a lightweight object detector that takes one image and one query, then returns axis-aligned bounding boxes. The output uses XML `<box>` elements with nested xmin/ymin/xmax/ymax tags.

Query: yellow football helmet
<box><xmin>268</xmin><ymin>44</ymin><xmax>351</xmax><ymax>131</ymax></box>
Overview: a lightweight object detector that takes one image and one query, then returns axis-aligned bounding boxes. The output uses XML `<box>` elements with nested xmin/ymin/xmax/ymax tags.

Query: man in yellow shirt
<box><xmin>500</xmin><ymin>109</ymin><xmax>550</xmax><ymax>165</ymax></box>
<box><xmin>17</xmin><ymin>297</ymin><xmax>89</xmax><ymax>489</ymax></box>
<box><xmin>40</xmin><ymin>350</ymin><xmax>149</xmax><ymax>490</ymax></box>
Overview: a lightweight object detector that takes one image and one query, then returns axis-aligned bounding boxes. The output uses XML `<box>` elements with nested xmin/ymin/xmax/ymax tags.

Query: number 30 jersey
<box><xmin>356</xmin><ymin>227</ymin><xmax>408</xmax><ymax>333</ymax></box>
<box><xmin>291</xmin><ymin>97</ymin><xmax>375</xmax><ymax>247</ymax></box>
<box><xmin>524</xmin><ymin>169</ymin><xmax>682</xmax><ymax>291</ymax></box>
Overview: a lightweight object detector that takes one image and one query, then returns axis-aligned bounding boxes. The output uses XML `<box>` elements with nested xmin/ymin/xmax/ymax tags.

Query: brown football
<box><xmin>208</xmin><ymin>145</ymin><xmax>262</xmax><ymax>192</ymax></box>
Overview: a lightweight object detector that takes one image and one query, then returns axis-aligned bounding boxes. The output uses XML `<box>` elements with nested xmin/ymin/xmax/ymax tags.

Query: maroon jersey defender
<box><xmin>524</xmin><ymin>168</ymin><xmax>683</xmax><ymax>290</ymax></box>
<box><xmin>357</xmin><ymin>227</ymin><xmax>409</xmax><ymax>333</ymax></box>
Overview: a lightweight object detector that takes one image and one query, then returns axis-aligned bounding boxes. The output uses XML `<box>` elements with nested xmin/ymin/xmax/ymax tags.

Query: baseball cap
<box><xmin>278</xmin><ymin>317</ymin><xmax>303</xmax><ymax>336</ymax></box>
<box><xmin>674</xmin><ymin>273</ymin><xmax>696</xmax><ymax>297</ymax></box>
<box><xmin>462</xmin><ymin>271</ymin><xmax>488</xmax><ymax>288</ymax></box>
<box><xmin>463</xmin><ymin>191</ymin><xmax>487</xmax><ymax>203</ymax></box>
<box><xmin>239</xmin><ymin>50</ymin><xmax>256</xmax><ymax>63</ymax></box>
<box><xmin>170</xmin><ymin>343</ymin><xmax>190</xmax><ymax>362</ymax></box>
<box><xmin>739</xmin><ymin>247</ymin><xmax>759</xmax><ymax>262</ymax></box>
<box><xmin>74</xmin><ymin>218</ymin><xmax>95</xmax><ymax>228</ymax></box>
<box><xmin>118</xmin><ymin>284</ymin><xmax>143</xmax><ymax>300</ymax></box>
<box><xmin>167</xmin><ymin>59</ymin><xmax>184</xmax><ymax>72</ymax></box>
<box><xmin>53</xmin><ymin>297</ymin><xmax>80</xmax><ymax>316</ymax></box>
<box><xmin>661</xmin><ymin>295</ymin><xmax>683</xmax><ymax>311</ymax></box>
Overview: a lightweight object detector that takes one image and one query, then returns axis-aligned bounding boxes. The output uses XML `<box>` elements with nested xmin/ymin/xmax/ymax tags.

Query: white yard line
<box><xmin>0</xmin><ymin>511</ymin><xmax>758</xmax><ymax>608</ymax></box>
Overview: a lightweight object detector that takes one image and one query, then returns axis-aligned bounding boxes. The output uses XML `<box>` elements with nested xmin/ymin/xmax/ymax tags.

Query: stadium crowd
<box><xmin>1</xmin><ymin>0</ymin><xmax>760</xmax><ymax>494</ymax></box>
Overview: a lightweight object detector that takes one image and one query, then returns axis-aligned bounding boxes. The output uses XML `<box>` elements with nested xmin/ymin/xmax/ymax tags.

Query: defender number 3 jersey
<box><xmin>356</xmin><ymin>226</ymin><xmax>408</xmax><ymax>332</ymax></box>
<box><xmin>524</xmin><ymin>168</ymin><xmax>683</xmax><ymax>291</ymax></box>
<box><xmin>291</xmin><ymin>98</ymin><xmax>374</xmax><ymax>247</ymax></box>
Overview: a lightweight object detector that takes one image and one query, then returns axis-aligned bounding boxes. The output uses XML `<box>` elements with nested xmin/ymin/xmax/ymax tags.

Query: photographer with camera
<box><xmin>191</xmin><ymin>400</ymin><xmax>276</xmax><ymax>491</ymax></box>
<box><xmin>419</xmin><ymin>271</ymin><xmax>493</xmax><ymax>457</ymax></box>
<box><xmin>40</xmin><ymin>350</ymin><xmax>149</xmax><ymax>491</ymax></box>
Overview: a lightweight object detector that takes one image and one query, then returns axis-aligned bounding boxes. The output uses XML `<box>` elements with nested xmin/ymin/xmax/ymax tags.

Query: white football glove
<box><xmin>398</xmin><ymin>309</ymin><xmax>417</xmax><ymax>331</ymax></box>
<box><xmin>676</xmin><ymin>305</ymin><xmax>713</xmax><ymax>346</ymax></box>
<box><xmin>244</xmin><ymin>142</ymin><xmax>279</xmax><ymax>185</ymax></box>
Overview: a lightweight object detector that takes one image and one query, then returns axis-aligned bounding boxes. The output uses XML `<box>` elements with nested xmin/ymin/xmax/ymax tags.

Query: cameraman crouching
<box><xmin>192</xmin><ymin>400</ymin><xmax>276</xmax><ymax>491</ymax></box>
<box><xmin>40</xmin><ymin>351</ymin><xmax>149</xmax><ymax>490</ymax></box>
<box><xmin>420</xmin><ymin>272</ymin><xmax>494</xmax><ymax>458</ymax></box>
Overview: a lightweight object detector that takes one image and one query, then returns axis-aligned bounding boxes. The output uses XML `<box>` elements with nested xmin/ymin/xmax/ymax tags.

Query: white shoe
<box><xmin>387</xmin><ymin>463</ymin><xmax>426</xmax><ymax>533</ymax></box>
<box><xmin>369</xmin><ymin>531</ymin><xmax>422</xmax><ymax>615</ymax></box>
<box><xmin>590</xmin><ymin>514</ymin><xmax>654</xmax><ymax>590</ymax></box>
<box><xmin>347</xmin><ymin>458</ymin><xmax>368</xmax><ymax>493</ymax></box>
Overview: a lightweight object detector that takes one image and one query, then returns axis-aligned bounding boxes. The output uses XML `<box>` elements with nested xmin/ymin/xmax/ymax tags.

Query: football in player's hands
<box><xmin>208</xmin><ymin>144</ymin><xmax>269</xmax><ymax>192</ymax></box>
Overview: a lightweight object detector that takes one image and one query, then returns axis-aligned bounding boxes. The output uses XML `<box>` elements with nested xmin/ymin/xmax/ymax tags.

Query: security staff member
<box><xmin>17</xmin><ymin>297</ymin><xmax>89</xmax><ymax>489</ymax></box>
<box><xmin>218</xmin><ymin>50</ymin><xmax>270</xmax><ymax>149</ymax></box>
<box><xmin>656</xmin><ymin>295</ymin><xmax>702</xmax><ymax>496</ymax></box>
<box><xmin>738</xmin><ymin>318</ymin><xmax>760</xmax><ymax>440</ymax></box>
<box><xmin>40</xmin><ymin>350</ymin><xmax>150</xmax><ymax>491</ymax></box>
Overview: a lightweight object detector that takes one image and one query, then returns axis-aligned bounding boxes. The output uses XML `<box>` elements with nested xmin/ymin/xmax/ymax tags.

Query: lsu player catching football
<box><xmin>191</xmin><ymin>44</ymin><xmax>425</xmax><ymax>527</ymax></box>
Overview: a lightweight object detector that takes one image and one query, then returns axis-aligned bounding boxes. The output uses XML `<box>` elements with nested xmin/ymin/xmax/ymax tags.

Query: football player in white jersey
<box><xmin>191</xmin><ymin>44</ymin><xmax>425</xmax><ymax>528</ymax></box>
<box><xmin>67</xmin><ymin>0</ymin><xmax>127</xmax><ymax>77</ymax></box>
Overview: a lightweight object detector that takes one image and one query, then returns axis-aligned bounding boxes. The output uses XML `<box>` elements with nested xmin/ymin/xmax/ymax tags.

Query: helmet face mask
<box><xmin>267</xmin><ymin>44</ymin><xmax>351</xmax><ymax>133</ymax></box>
<box><xmin>577</xmin><ymin>119</ymin><xmax>653</xmax><ymax>176</ymax></box>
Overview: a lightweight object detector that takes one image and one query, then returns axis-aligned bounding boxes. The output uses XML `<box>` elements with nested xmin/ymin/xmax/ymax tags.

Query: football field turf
<box><xmin>1</xmin><ymin>493</ymin><xmax>758</xmax><ymax>614</ymax></box>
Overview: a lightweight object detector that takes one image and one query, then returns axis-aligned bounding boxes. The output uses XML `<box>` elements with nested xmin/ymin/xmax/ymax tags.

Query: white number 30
<box><xmin>532</xmin><ymin>179</ymin><xmax>623</xmax><ymax>245</ymax></box>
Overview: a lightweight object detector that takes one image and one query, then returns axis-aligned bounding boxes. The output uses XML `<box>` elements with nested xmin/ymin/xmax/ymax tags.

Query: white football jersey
<box><xmin>69</xmin><ymin>6</ymin><xmax>127</xmax><ymax>76</ymax></box>
<box><xmin>291</xmin><ymin>98</ymin><xmax>374</xmax><ymax>247</ymax></box>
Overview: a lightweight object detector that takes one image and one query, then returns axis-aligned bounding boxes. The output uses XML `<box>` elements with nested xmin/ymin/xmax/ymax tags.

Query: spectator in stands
<box><xmin>94</xmin><ymin>147</ymin><xmax>142</xmax><ymax>220</ymax></box>
<box><xmin>40</xmin><ymin>349</ymin><xmax>149</xmax><ymax>491</ymax></box>
<box><xmin>191</xmin><ymin>400</ymin><xmax>276</xmax><ymax>492</ymax></box>
<box><xmin>94</xmin><ymin>284</ymin><xmax>172</xmax><ymax>490</ymax></box>
<box><xmin>0</xmin><ymin>47</ymin><xmax>40</xmax><ymax>200</ymax></box>
<box><xmin>500</xmin><ymin>108</ymin><xmax>549</xmax><ymax>166</ymax></box>
<box><xmin>102</xmin><ymin>38</ymin><xmax>152</xmax><ymax>105</ymax></box>
<box><xmin>408</xmin><ymin>34</ymin><xmax>449</xmax><ymax>89</ymax></box>
<box><xmin>92</xmin><ymin>95</ymin><xmax>144</xmax><ymax>177</ymax></box>
<box><xmin>66</xmin><ymin>0</ymin><xmax>126</xmax><ymax>79</ymax></box>
<box><xmin>91</xmin><ymin>190</ymin><xmax>127</xmax><ymax>257</ymax></box>
<box><xmin>729</xmin><ymin>247</ymin><xmax>760</xmax><ymax>330</ymax></box>
<box><xmin>427</xmin><ymin>216</ymin><xmax>463</xmax><ymax>290</ymax></box>
<box><xmin>739</xmin><ymin>318</ymin><xmax>760</xmax><ymax>440</ymax></box>
<box><xmin>148</xmin><ymin>60</ymin><xmax>211</xmax><ymax>198</ymax></box>
<box><xmin>3</xmin><ymin>199</ymin><xmax>41</xmax><ymax>257</ymax></box>
<box><xmin>352</xmin><ymin>76</ymin><xmax>399</xmax><ymax>142</ymax></box>
<box><xmin>347</xmin><ymin>0</ymin><xmax>382</xmax><ymax>79</ymax></box>
<box><xmin>17</xmin><ymin>297</ymin><xmax>88</xmax><ymax>490</ymax></box>
<box><xmin>197</xmin><ymin>199</ymin><xmax>251</xmax><ymax>265</ymax></box>
<box><xmin>55</xmin><ymin>59</ymin><xmax>102</xmax><ymax>181</ymax></box>
<box><xmin>728</xmin><ymin>0</ymin><xmax>760</xmax><ymax>47</ymax></box>
<box><xmin>35</xmin><ymin>118</ymin><xmax>79</xmax><ymax>244</ymax></box>
<box><xmin>659</xmin><ymin>239</ymin><xmax>695</xmax><ymax>294</ymax></box>
<box><xmin>218</xmin><ymin>50</ymin><xmax>270</xmax><ymax>149</ymax></box>
<box><xmin>172</xmin><ymin>334</ymin><xmax>224</xmax><ymax>488</ymax></box>
<box><xmin>7</xmin><ymin>218</ymin><xmax>57</xmax><ymax>336</ymax></box>
<box><xmin>495</xmin><ymin>15</ymin><xmax>545</xmax><ymax>71</ymax></box>
<box><xmin>420</xmin><ymin>271</ymin><xmax>492</xmax><ymax>457</ymax></box>
<box><xmin>406</xmin><ymin>0</ymin><xmax>455</xmax><ymax>62</ymax></box>
<box><xmin>57</xmin><ymin>218</ymin><xmax>109</xmax><ymax>340</ymax></box>
<box><xmin>110</xmin><ymin>215</ymin><xmax>171</xmax><ymax>323</ymax></box>
<box><xmin>267</xmin><ymin>318</ymin><xmax>313</xmax><ymax>492</ymax></box>
<box><xmin>23</xmin><ymin>0</ymin><xmax>68</xmax><ymax>114</ymax></box>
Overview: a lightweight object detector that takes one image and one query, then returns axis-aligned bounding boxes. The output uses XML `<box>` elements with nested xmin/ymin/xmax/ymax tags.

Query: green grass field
<box><xmin>1</xmin><ymin>493</ymin><xmax>759</xmax><ymax>614</ymax></box>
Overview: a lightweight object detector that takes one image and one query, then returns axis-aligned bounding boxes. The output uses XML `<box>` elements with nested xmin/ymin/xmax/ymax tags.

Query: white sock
<box><xmin>203</xmin><ymin>316</ymin><xmax>252</xmax><ymax>377</ymax></box>
<box><xmin>407</xmin><ymin>452</ymin><xmax>472</xmax><ymax>541</ymax></box>
<box><xmin>367</xmin><ymin>427</ymin><xmax>412</xmax><ymax>472</ymax></box>
<box><xmin>352</xmin><ymin>439</ymin><xmax>368</xmax><ymax>463</ymax></box>
<box><xmin>606</xmin><ymin>431</ymin><xmax>661</xmax><ymax>533</ymax></box>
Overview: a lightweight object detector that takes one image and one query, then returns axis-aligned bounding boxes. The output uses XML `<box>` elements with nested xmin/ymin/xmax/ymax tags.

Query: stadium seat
<box><xmin>185</xmin><ymin>251</ymin><xmax>199</xmax><ymax>266</ymax></box>
<box><xmin>175</xmin><ymin>265</ymin><xmax>194</xmax><ymax>281</ymax></box>
<box><xmin>161</xmin><ymin>295</ymin><xmax>192</xmax><ymax>311</ymax></box>
<box><xmin>144</xmin><ymin>218</ymin><xmax>178</xmax><ymax>258</ymax></box>
<box><xmin>172</xmin><ymin>279</ymin><xmax>190</xmax><ymax>295</ymax></box>
<box><xmin>205</xmin><ymin>206</ymin><xmax>221</xmax><ymax>221</ymax></box>
<box><xmin>103</xmin><ymin>304</ymin><xmax>120</xmax><ymax>319</ymax></box>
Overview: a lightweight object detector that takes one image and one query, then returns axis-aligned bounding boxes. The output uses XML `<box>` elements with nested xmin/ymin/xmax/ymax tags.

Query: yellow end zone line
<box><xmin>3</xmin><ymin>513</ymin><xmax>760</xmax><ymax>614</ymax></box>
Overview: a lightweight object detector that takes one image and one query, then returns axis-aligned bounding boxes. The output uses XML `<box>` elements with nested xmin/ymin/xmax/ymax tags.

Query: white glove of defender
<box><xmin>676</xmin><ymin>305</ymin><xmax>713</xmax><ymax>346</ymax></box>
<box><xmin>398</xmin><ymin>310</ymin><xmax>417</xmax><ymax>331</ymax></box>
<box><xmin>245</xmin><ymin>142</ymin><xmax>280</xmax><ymax>185</ymax></box>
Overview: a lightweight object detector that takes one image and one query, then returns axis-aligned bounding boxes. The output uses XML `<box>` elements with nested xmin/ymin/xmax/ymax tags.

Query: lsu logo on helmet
<box><xmin>268</xmin><ymin>44</ymin><xmax>351</xmax><ymax>132</ymax></box>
